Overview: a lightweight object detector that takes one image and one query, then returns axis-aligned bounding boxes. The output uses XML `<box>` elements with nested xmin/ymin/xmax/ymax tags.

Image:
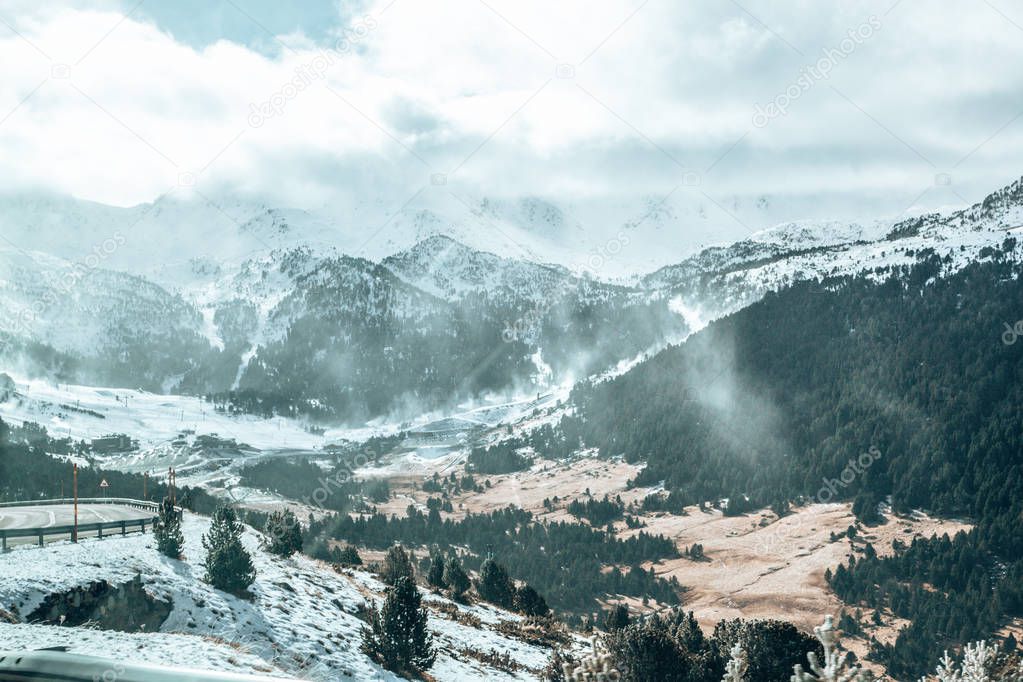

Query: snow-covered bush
<box><xmin>722</xmin><ymin>642</ymin><xmax>748</xmax><ymax>682</ymax></box>
<box><xmin>563</xmin><ymin>637</ymin><xmax>620</xmax><ymax>681</ymax></box>
<box><xmin>722</xmin><ymin>615</ymin><xmax>1023</xmax><ymax>682</ymax></box>
<box><xmin>790</xmin><ymin>615</ymin><xmax>872</xmax><ymax>681</ymax></box>
<box><xmin>921</xmin><ymin>641</ymin><xmax>1023</xmax><ymax>682</ymax></box>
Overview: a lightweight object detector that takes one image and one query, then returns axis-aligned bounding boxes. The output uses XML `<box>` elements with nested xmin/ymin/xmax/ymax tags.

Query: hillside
<box><xmin>0</xmin><ymin>513</ymin><xmax>582</xmax><ymax>681</ymax></box>
<box><xmin>561</xmin><ymin>248</ymin><xmax>1023</xmax><ymax>676</ymax></box>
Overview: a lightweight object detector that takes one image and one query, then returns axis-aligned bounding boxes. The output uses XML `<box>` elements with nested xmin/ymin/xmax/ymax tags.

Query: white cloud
<box><xmin>0</xmin><ymin>0</ymin><xmax>1021</xmax><ymax>254</ymax></box>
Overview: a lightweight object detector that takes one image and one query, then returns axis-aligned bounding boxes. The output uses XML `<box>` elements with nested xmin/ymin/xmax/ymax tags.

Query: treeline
<box><xmin>466</xmin><ymin>440</ymin><xmax>532</xmax><ymax>474</ymax></box>
<box><xmin>207</xmin><ymin>389</ymin><xmax>327</xmax><ymax>420</ymax></box>
<box><xmin>306</xmin><ymin>505</ymin><xmax>681</xmax><ymax>615</ymax></box>
<box><xmin>567</xmin><ymin>248</ymin><xmax>1023</xmax><ymax>536</ymax></box>
<box><xmin>587</xmin><ymin>609</ymin><xmax>824</xmax><ymax>681</ymax></box>
<box><xmin>237</xmin><ymin>434</ymin><xmax>405</xmax><ymax>511</ymax></box>
<box><xmin>468</xmin><ymin>423</ymin><xmax>586</xmax><ymax>474</ymax></box>
<box><xmin>239</xmin><ymin>458</ymin><xmax>361</xmax><ymax>512</ymax></box>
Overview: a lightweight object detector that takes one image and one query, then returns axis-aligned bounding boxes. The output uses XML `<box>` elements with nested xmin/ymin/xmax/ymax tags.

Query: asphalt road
<box><xmin>0</xmin><ymin>504</ymin><xmax>153</xmax><ymax>531</ymax></box>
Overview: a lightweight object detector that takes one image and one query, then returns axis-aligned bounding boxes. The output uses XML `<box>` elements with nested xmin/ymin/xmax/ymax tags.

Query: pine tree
<box><xmin>153</xmin><ymin>496</ymin><xmax>183</xmax><ymax>559</ymax></box>
<box><xmin>605</xmin><ymin>620</ymin><xmax>692</xmax><ymax>680</ymax></box>
<box><xmin>443</xmin><ymin>556</ymin><xmax>470</xmax><ymax>600</ymax></box>
<box><xmin>603</xmin><ymin>603</ymin><xmax>630</xmax><ymax>631</ymax></box>
<box><xmin>427</xmin><ymin>551</ymin><xmax>446</xmax><ymax>590</ymax></box>
<box><xmin>361</xmin><ymin>576</ymin><xmax>435</xmax><ymax>674</ymax></box>
<box><xmin>262</xmin><ymin>509</ymin><xmax>302</xmax><ymax>558</ymax></box>
<box><xmin>202</xmin><ymin>504</ymin><xmax>255</xmax><ymax>595</ymax></box>
<box><xmin>335</xmin><ymin>544</ymin><xmax>362</xmax><ymax>566</ymax></box>
<box><xmin>713</xmin><ymin>617</ymin><xmax>822</xmax><ymax>681</ymax></box>
<box><xmin>477</xmin><ymin>557</ymin><xmax>515</xmax><ymax>608</ymax></box>
<box><xmin>514</xmin><ymin>583</ymin><xmax>550</xmax><ymax>617</ymax></box>
<box><xmin>380</xmin><ymin>544</ymin><xmax>415</xmax><ymax>586</ymax></box>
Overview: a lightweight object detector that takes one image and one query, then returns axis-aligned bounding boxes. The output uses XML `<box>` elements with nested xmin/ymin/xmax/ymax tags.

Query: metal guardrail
<box><xmin>0</xmin><ymin>498</ymin><xmax>181</xmax><ymax>551</ymax></box>
<box><xmin>0</xmin><ymin>497</ymin><xmax>161</xmax><ymax>511</ymax></box>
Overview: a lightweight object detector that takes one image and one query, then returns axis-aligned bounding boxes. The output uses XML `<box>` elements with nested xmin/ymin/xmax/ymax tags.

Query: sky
<box><xmin>1</xmin><ymin>0</ymin><xmax>1022</xmax><ymax>256</ymax></box>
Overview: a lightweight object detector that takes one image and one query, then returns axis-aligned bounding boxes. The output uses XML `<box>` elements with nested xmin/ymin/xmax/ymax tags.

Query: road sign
<box><xmin>99</xmin><ymin>479</ymin><xmax>109</xmax><ymax>488</ymax></box>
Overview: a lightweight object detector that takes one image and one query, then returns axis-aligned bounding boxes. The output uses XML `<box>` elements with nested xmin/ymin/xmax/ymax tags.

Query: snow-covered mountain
<box><xmin>642</xmin><ymin>176</ymin><xmax>1023</xmax><ymax>320</ymax></box>
<box><xmin>0</xmin><ymin>234</ymin><xmax>684</xmax><ymax>419</ymax></box>
<box><xmin>0</xmin><ymin>188</ymin><xmax>792</xmax><ymax>284</ymax></box>
<box><xmin>2</xmin><ymin>173</ymin><xmax>1022</xmax><ymax>422</ymax></box>
<box><xmin>0</xmin><ymin>247</ymin><xmax>201</xmax><ymax>358</ymax></box>
<box><xmin>382</xmin><ymin>235</ymin><xmax>575</xmax><ymax>303</ymax></box>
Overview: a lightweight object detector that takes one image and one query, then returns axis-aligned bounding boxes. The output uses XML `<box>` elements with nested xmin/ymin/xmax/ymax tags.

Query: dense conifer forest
<box><xmin>558</xmin><ymin>245</ymin><xmax>1023</xmax><ymax>675</ymax></box>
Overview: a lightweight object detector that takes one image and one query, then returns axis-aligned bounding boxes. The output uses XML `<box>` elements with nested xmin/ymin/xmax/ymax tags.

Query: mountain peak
<box><xmin>383</xmin><ymin>234</ymin><xmax>571</xmax><ymax>302</ymax></box>
<box><xmin>887</xmin><ymin>173</ymin><xmax>1023</xmax><ymax>240</ymax></box>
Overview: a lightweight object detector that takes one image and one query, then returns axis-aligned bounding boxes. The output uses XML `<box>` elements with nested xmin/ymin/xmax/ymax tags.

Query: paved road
<box><xmin>0</xmin><ymin>504</ymin><xmax>153</xmax><ymax>531</ymax></box>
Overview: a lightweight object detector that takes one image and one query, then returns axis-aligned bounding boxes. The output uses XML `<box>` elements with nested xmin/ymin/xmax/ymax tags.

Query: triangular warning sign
<box><xmin>99</xmin><ymin>479</ymin><xmax>109</xmax><ymax>488</ymax></box>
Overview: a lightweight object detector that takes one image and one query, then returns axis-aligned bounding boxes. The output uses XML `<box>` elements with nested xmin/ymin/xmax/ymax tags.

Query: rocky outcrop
<box><xmin>28</xmin><ymin>575</ymin><xmax>171</xmax><ymax>632</ymax></box>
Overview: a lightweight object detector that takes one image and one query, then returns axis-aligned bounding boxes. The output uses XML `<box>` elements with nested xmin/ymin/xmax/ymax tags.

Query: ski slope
<box><xmin>0</xmin><ymin>374</ymin><xmax>363</xmax><ymax>452</ymax></box>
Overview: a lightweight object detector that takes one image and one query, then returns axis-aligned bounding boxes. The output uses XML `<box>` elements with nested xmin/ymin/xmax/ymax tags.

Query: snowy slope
<box><xmin>0</xmin><ymin>372</ymin><xmax>326</xmax><ymax>452</ymax></box>
<box><xmin>382</xmin><ymin>235</ymin><xmax>574</xmax><ymax>303</ymax></box>
<box><xmin>0</xmin><ymin>247</ymin><xmax>203</xmax><ymax>357</ymax></box>
<box><xmin>641</xmin><ymin>218</ymin><xmax>888</xmax><ymax>291</ymax></box>
<box><xmin>641</xmin><ymin>176</ymin><xmax>1023</xmax><ymax>321</ymax></box>
<box><xmin>0</xmin><ymin>371</ymin><xmax>572</xmax><ymax>492</ymax></box>
<box><xmin>887</xmin><ymin>175</ymin><xmax>1023</xmax><ymax>238</ymax></box>
<box><xmin>0</xmin><ymin>514</ymin><xmax>581</xmax><ymax>681</ymax></box>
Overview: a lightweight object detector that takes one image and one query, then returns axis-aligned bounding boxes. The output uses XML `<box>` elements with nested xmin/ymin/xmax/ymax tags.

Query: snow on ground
<box><xmin>0</xmin><ymin>514</ymin><xmax>576</xmax><ymax>681</ymax></box>
<box><xmin>0</xmin><ymin>374</ymin><xmax>323</xmax><ymax>451</ymax></box>
<box><xmin>0</xmin><ymin>622</ymin><xmax>280</xmax><ymax>677</ymax></box>
<box><xmin>0</xmin><ymin>373</ymin><xmax>563</xmax><ymax>465</ymax></box>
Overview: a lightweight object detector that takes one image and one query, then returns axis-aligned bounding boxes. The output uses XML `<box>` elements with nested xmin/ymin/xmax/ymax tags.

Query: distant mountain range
<box><xmin>0</xmin><ymin>174</ymin><xmax>1020</xmax><ymax>421</ymax></box>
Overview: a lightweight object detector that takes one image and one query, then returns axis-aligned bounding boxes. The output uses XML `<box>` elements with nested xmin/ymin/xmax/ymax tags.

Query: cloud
<box><xmin>0</xmin><ymin>0</ymin><xmax>1022</xmax><ymax>262</ymax></box>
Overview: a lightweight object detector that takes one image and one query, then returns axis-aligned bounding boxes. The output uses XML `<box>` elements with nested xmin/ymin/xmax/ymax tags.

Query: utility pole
<box><xmin>72</xmin><ymin>464</ymin><xmax>78</xmax><ymax>543</ymax></box>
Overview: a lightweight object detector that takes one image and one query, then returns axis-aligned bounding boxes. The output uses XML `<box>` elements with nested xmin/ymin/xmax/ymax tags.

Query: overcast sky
<box><xmin>1</xmin><ymin>0</ymin><xmax>1022</xmax><ymax>248</ymax></box>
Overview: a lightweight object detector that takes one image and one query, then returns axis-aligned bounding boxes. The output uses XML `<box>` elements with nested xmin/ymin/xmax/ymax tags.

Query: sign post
<box><xmin>99</xmin><ymin>479</ymin><xmax>109</xmax><ymax>499</ymax></box>
<box><xmin>72</xmin><ymin>463</ymin><xmax>78</xmax><ymax>543</ymax></box>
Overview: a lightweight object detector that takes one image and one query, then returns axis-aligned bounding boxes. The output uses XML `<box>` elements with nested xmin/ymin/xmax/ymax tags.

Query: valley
<box><xmin>2</xmin><ymin>174</ymin><xmax>1023</xmax><ymax>680</ymax></box>
<box><xmin>4</xmin><ymin>4</ymin><xmax>1023</xmax><ymax>679</ymax></box>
